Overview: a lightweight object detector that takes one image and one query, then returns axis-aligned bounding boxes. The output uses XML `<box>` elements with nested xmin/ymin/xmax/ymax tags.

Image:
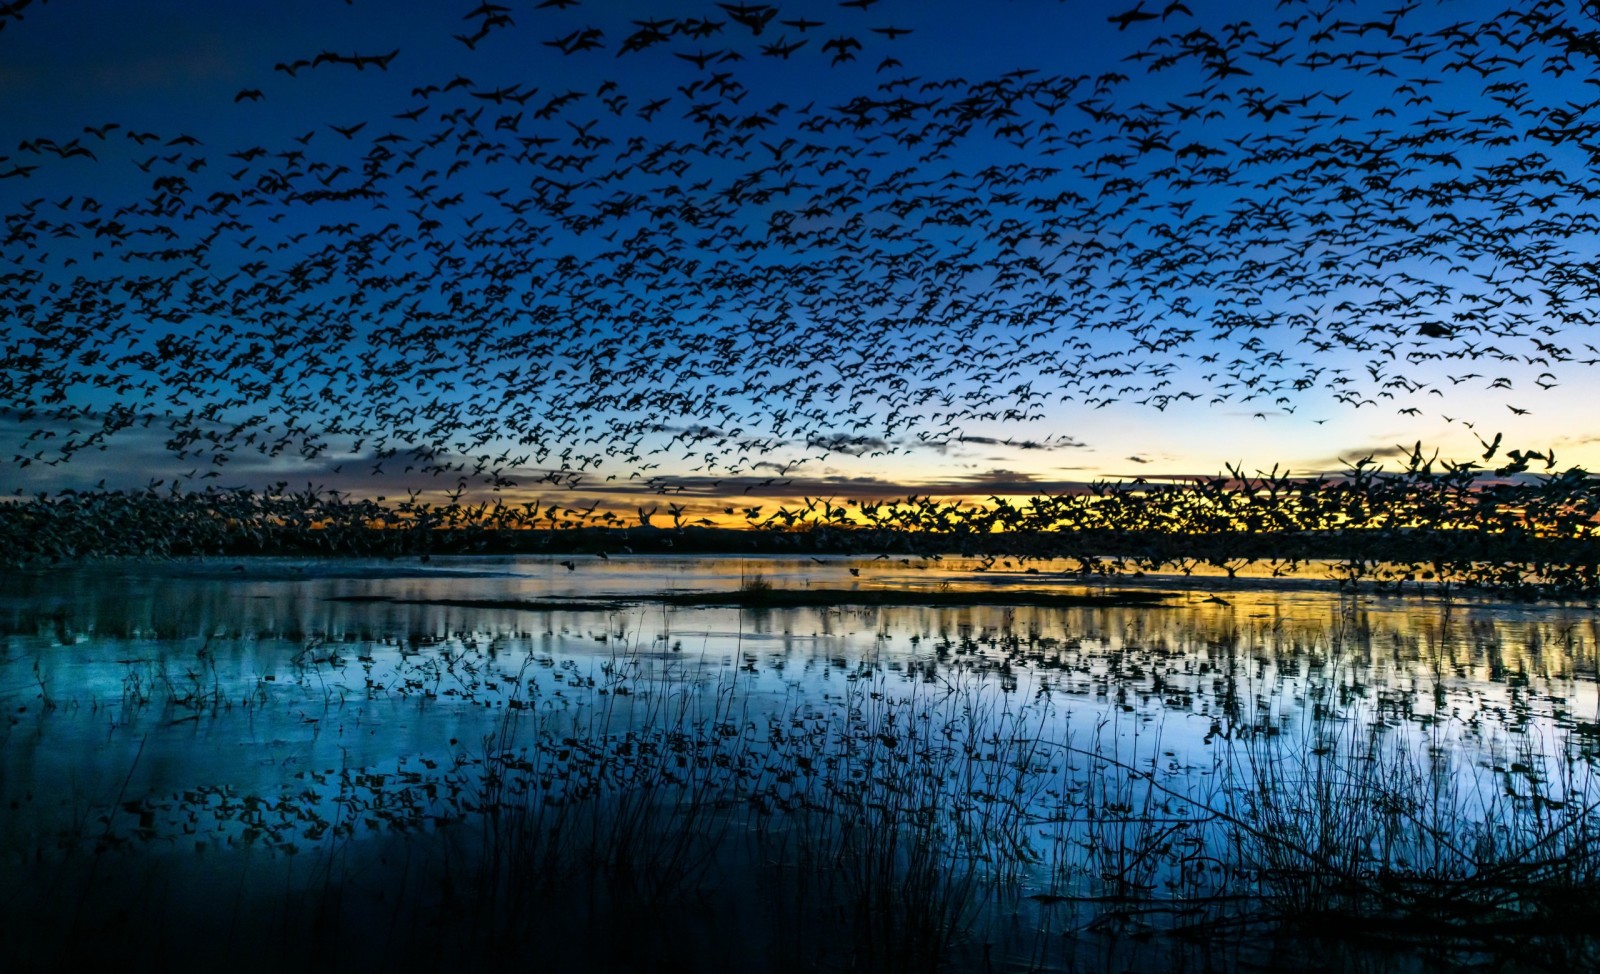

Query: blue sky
<box><xmin>2</xmin><ymin>0</ymin><xmax>1597</xmax><ymax>517</ymax></box>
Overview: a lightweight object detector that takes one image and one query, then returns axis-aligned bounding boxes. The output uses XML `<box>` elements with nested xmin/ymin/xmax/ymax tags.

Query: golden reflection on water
<box><xmin>3</xmin><ymin>556</ymin><xmax>1595</xmax><ymax>695</ymax></box>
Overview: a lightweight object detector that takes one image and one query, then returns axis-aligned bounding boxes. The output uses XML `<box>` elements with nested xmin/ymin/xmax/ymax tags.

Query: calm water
<box><xmin>3</xmin><ymin>555</ymin><xmax>1597</xmax><ymax>971</ymax></box>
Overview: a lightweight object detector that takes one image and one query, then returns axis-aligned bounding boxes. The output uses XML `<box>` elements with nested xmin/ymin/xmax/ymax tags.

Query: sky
<box><xmin>3</xmin><ymin>0</ymin><xmax>1599</xmax><ymax>522</ymax></box>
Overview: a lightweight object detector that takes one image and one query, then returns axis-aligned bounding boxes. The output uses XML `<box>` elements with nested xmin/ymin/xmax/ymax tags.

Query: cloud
<box><xmin>954</xmin><ymin>434</ymin><xmax>1087</xmax><ymax>451</ymax></box>
<box><xmin>909</xmin><ymin>433</ymin><xmax>1090</xmax><ymax>456</ymax></box>
<box><xmin>495</xmin><ymin>466</ymin><xmax>1117</xmax><ymax>504</ymax></box>
<box><xmin>1301</xmin><ymin>442</ymin><xmax>1430</xmax><ymax>475</ymax></box>
<box><xmin>806</xmin><ymin>432</ymin><xmax>890</xmax><ymax>456</ymax></box>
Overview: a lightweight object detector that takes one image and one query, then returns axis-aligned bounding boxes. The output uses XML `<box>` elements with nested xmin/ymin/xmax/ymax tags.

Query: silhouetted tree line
<box><xmin>3</xmin><ymin>449</ymin><xmax>1596</xmax><ymax>599</ymax></box>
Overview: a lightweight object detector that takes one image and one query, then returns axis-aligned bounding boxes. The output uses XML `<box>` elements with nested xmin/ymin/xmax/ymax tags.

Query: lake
<box><xmin>3</xmin><ymin>555</ymin><xmax>1597</xmax><ymax>972</ymax></box>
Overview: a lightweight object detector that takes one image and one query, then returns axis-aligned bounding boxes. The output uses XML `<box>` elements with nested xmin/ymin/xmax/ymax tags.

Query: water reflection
<box><xmin>2</xmin><ymin>556</ymin><xmax>1597</xmax><ymax>971</ymax></box>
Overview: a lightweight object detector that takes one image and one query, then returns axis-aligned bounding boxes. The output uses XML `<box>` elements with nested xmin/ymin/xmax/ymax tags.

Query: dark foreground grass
<box><xmin>5</xmin><ymin>633</ymin><xmax>1599</xmax><ymax>973</ymax></box>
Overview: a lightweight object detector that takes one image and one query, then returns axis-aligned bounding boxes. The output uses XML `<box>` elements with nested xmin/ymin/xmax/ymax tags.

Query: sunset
<box><xmin>3</xmin><ymin>1</ymin><xmax>1599</xmax><ymax>971</ymax></box>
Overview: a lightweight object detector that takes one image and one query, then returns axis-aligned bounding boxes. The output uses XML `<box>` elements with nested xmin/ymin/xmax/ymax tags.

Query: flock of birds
<box><xmin>3</xmin><ymin>0</ymin><xmax>1600</xmax><ymax>497</ymax></box>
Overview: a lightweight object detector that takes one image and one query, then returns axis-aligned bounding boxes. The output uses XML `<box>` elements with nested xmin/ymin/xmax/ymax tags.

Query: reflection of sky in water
<box><xmin>3</xmin><ymin>555</ymin><xmax>1597</xmax><ymax>851</ymax></box>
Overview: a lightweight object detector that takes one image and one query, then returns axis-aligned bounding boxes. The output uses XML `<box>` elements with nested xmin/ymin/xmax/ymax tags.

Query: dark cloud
<box><xmin>805</xmin><ymin>432</ymin><xmax>891</xmax><ymax>456</ymax></box>
<box><xmin>910</xmin><ymin>433</ymin><xmax>1090</xmax><ymax>456</ymax></box>
<box><xmin>1302</xmin><ymin>442</ymin><xmax>1424</xmax><ymax>475</ymax></box>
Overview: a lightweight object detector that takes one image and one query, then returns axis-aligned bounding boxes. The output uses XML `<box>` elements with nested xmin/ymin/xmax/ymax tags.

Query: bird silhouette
<box><xmin>0</xmin><ymin>0</ymin><xmax>1592</xmax><ymax>524</ymax></box>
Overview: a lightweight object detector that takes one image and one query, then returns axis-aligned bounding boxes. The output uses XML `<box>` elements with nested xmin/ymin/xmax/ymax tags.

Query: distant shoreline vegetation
<box><xmin>4</xmin><ymin>453</ymin><xmax>1598</xmax><ymax>599</ymax></box>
